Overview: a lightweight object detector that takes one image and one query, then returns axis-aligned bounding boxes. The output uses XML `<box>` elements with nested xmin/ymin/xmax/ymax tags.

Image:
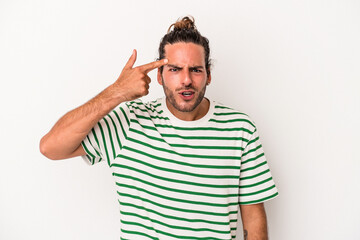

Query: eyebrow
<box><xmin>166</xmin><ymin>64</ymin><xmax>205</xmax><ymax>69</ymax></box>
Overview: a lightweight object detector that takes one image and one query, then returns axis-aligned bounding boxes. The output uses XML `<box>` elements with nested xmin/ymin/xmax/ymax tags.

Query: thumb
<box><xmin>124</xmin><ymin>49</ymin><xmax>137</xmax><ymax>69</ymax></box>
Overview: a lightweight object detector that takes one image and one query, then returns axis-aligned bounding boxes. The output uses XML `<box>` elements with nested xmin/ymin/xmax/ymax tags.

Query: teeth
<box><xmin>182</xmin><ymin>92</ymin><xmax>192</xmax><ymax>96</ymax></box>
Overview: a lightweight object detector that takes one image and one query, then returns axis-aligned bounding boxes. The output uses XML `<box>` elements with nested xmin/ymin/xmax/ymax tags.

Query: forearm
<box><xmin>240</xmin><ymin>203</ymin><xmax>268</xmax><ymax>240</ymax></box>
<box><xmin>40</xmin><ymin>50</ymin><xmax>167</xmax><ymax>160</ymax></box>
<box><xmin>40</xmin><ymin>84</ymin><xmax>125</xmax><ymax>160</ymax></box>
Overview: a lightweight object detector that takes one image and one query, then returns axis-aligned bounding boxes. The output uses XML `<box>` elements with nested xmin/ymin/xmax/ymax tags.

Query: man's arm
<box><xmin>40</xmin><ymin>50</ymin><xmax>168</xmax><ymax>160</ymax></box>
<box><xmin>240</xmin><ymin>203</ymin><xmax>268</xmax><ymax>240</ymax></box>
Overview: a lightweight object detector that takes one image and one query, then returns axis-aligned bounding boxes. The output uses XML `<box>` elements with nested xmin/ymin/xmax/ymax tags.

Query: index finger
<box><xmin>140</xmin><ymin>59</ymin><xmax>168</xmax><ymax>73</ymax></box>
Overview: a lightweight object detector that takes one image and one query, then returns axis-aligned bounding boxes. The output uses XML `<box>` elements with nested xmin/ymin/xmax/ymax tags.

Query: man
<box><xmin>40</xmin><ymin>16</ymin><xmax>278</xmax><ymax>240</ymax></box>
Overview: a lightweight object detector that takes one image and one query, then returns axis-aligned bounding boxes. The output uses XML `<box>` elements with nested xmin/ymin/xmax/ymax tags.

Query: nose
<box><xmin>182</xmin><ymin>69</ymin><xmax>192</xmax><ymax>87</ymax></box>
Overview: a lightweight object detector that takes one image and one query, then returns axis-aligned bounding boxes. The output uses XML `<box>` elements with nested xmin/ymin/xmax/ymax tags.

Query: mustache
<box><xmin>176</xmin><ymin>87</ymin><xmax>196</xmax><ymax>91</ymax></box>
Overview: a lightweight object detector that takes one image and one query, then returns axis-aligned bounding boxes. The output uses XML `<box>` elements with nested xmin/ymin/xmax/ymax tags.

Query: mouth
<box><xmin>179</xmin><ymin>90</ymin><xmax>195</xmax><ymax>100</ymax></box>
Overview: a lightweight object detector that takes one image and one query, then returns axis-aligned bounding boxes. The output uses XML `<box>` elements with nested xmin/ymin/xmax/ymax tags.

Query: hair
<box><xmin>158</xmin><ymin>16</ymin><xmax>211</xmax><ymax>75</ymax></box>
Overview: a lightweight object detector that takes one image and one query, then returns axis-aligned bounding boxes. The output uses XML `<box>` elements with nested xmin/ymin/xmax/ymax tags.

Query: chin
<box><xmin>172</xmin><ymin>98</ymin><xmax>201</xmax><ymax>113</ymax></box>
<box><xmin>176</xmin><ymin>105</ymin><xmax>196</xmax><ymax>112</ymax></box>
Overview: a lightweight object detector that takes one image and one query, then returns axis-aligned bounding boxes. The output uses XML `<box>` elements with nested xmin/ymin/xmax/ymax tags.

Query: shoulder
<box><xmin>210</xmin><ymin>101</ymin><xmax>257</xmax><ymax>133</ymax></box>
<box><xmin>125</xmin><ymin>98</ymin><xmax>163</xmax><ymax>116</ymax></box>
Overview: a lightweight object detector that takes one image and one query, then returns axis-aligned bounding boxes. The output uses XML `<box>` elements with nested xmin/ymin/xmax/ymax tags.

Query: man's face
<box><xmin>157</xmin><ymin>42</ymin><xmax>211</xmax><ymax>115</ymax></box>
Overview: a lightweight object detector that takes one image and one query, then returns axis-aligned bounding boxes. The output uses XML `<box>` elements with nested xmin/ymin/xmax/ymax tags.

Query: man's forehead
<box><xmin>163</xmin><ymin>42</ymin><xmax>206</xmax><ymax>66</ymax></box>
<box><xmin>164</xmin><ymin>42</ymin><xmax>204</xmax><ymax>54</ymax></box>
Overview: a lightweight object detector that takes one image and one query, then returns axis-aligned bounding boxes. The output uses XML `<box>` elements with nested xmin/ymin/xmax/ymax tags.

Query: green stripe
<box><xmin>239</xmin><ymin>184</ymin><xmax>276</xmax><ymax>197</ymax></box>
<box><xmin>130</xmin><ymin>128</ymin><xmax>244</xmax><ymax>150</ymax></box>
<box><xmin>131</xmin><ymin>111</ymin><xmax>169</xmax><ymax>121</ymax></box>
<box><xmin>242</xmin><ymin>144</ymin><xmax>263</xmax><ymax>158</ymax></box>
<box><xmin>127</xmin><ymin>137</ymin><xmax>241</xmax><ymax>160</ymax></box>
<box><xmin>120</xmin><ymin>210</ymin><xmax>231</xmax><ymax>235</ymax></box>
<box><xmin>239</xmin><ymin>192</ymin><xmax>279</xmax><ymax>205</ymax></box>
<box><xmin>107</xmin><ymin>113</ymin><xmax>122</xmax><ymax>149</ymax></box>
<box><xmin>120</xmin><ymin>201</ymin><xmax>232</xmax><ymax>225</ymax></box>
<box><xmin>120</xmin><ymin>106</ymin><xmax>130</xmax><ymax>126</ymax></box>
<box><xmin>81</xmin><ymin>141</ymin><xmax>96</xmax><ymax>165</ymax></box>
<box><xmin>131</xmin><ymin>104</ymin><xmax>164</xmax><ymax>114</ymax></box>
<box><xmin>214</xmin><ymin>105</ymin><xmax>234</xmax><ymax>110</ymax></box>
<box><xmin>129</xmin><ymin>100</ymin><xmax>161</xmax><ymax>111</ymax></box>
<box><xmin>241</xmin><ymin>161</ymin><xmax>267</xmax><ymax>172</ymax></box>
<box><xmin>118</xmin><ymin>191</ymin><xmax>238</xmax><ymax>217</ymax></box>
<box><xmin>122</xmin><ymin>146</ymin><xmax>240</xmax><ymax>169</ymax></box>
<box><xmin>242</xmin><ymin>152</ymin><xmax>265</xmax><ymax>165</ymax></box>
<box><xmin>156</xmin><ymin>123</ymin><xmax>254</xmax><ymax>132</ymax></box>
<box><xmin>97</xmin><ymin>122</ymin><xmax>111</xmax><ymax>166</ymax></box>
<box><xmin>112</xmin><ymin>155</ymin><xmax>239</xmax><ymax>179</ymax></box>
<box><xmin>130</xmin><ymin>119</ymin><xmax>253</xmax><ymax>133</ymax></box>
<box><xmin>121</xmin><ymin>229</ymin><xmax>158</xmax><ymax>240</ymax></box>
<box><xmin>112</xmin><ymin>109</ymin><xmax>128</xmax><ymax>140</ymax></box>
<box><xmin>239</xmin><ymin>177</ymin><xmax>273</xmax><ymax>188</ymax></box>
<box><xmin>121</xmin><ymin>219</ymin><xmax>157</xmax><ymax>233</ymax></box>
<box><xmin>85</xmin><ymin>154</ymin><xmax>92</xmax><ymax>163</ymax></box>
<box><xmin>102</xmin><ymin>117</ymin><xmax>116</xmax><ymax>159</ymax></box>
<box><xmin>129</xmin><ymin>128</ymin><xmax>166</xmax><ymax>142</ymax></box>
<box><xmin>91</xmin><ymin>129</ymin><xmax>101</xmax><ymax>154</ymax></box>
<box><xmin>247</xmin><ymin>136</ymin><xmax>259</xmax><ymax>145</ymax></box>
<box><xmin>240</xmin><ymin>169</ymin><xmax>270</xmax><ymax>180</ymax></box>
<box><xmin>115</xmin><ymin>175</ymin><xmax>239</xmax><ymax>200</ymax></box>
<box><xmin>121</xmin><ymin>220</ymin><xmax>228</xmax><ymax>240</ymax></box>
<box><xmin>209</xmin><ymin>118</ymin><xmax>255</xmax><ymax>128</ymax></box>
<box><xmin>161</xmin><ymin>133</ymin><xmax>250</xmax><ymax>142</ymax></box>
<box><xmin>230</xmin><ymin>218</ymin><xmax>238</xmax><ymax>223</ymax></box>
<box><xmin>112</xmin><ymin>165</ymin><xmax>239</xmax><ymax>188</ymax></box>
<box><xmin>153</xmin><ymin>102</ymin><xmax>161</xmax><ymax>108</ymax></box>
<box><xmin>86</xmin><ymin>135</ymin><xmax>102</xmax><ymax>163</ymax></box>
<box><xmin>170</xmin><ymin>143</ymin><xmax>243</xmax><ymax>150</ymax></box>
<box><xmin>214</xmin><ymin>112</ymin><xmax>247</xmax><ymax>116</ymax></box>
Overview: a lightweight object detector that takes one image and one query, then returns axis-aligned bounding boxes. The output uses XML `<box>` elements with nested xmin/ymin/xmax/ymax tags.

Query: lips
<box><xmin>179</xmin><ymin>90</ymin><xmax>195</xmax><ymax>100</ymax></box>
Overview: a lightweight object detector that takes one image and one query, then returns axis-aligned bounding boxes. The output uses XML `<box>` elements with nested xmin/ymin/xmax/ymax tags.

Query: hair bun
<box><xmin>168</xmin><ymin>16</ymin><xmax>196</xmax><ymax>33</ymax></box>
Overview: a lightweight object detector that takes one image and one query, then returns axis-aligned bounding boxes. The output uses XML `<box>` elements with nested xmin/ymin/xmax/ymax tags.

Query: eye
<box><xmin>191</xmin><ymin>69</ymin><xmax>202</xmax><ymax>73</ymax></box>
<box><xmin>169</xmin><ymin>68</ymin><xmax>178</xmax><ymax>72</ymax></box>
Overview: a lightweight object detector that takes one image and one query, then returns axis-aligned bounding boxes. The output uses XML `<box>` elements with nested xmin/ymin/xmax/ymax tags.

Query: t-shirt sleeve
<box><xmin>81</xmin><ymin>103</ymin><xmax>131</xmax><ymax>166</ymax></box>
<box><xmin>239</xmin><ymin>128</ymin><xmax>278</xmax><ymax>204</ymax></box>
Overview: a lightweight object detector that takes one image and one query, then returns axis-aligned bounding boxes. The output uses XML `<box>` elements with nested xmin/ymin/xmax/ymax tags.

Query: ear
<box><xmin>206</xmin><ymin>72</ymin><xmax>212</xmax><ymax>85</ymax></box>
<box><xmin>157</xmin><ymin>69</ymin><xmax>163</xmax><ymax>85</ymax></box>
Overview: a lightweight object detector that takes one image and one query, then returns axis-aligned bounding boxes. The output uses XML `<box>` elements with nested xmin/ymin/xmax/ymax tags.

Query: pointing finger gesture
<box><xmin>113</xmin><ymin>49</ymin><xmax>168</xmax><ymax>102</ymax></box>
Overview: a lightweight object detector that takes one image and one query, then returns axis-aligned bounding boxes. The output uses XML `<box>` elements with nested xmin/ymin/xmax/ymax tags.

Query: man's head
<box><xmin>158</xmin><ymin>16</ymin><xmax>211</xmax><ymax>76</ymax></box>
<box><xmin>157</xmin><ymin>16</ymin><xmax>212</xmax><ymax>118</ymax></box>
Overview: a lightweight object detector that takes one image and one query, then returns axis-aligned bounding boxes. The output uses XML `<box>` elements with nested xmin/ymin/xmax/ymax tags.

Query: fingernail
<box><xmin>164</xmin><ymin>59</ymin><xmax>168</xmax><ymax>63</ymax></box>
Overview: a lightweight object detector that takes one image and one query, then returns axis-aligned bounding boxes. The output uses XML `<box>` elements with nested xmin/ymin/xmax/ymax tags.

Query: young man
<box><xmin>40</xmin><ymin>16</ymin><xmax>278</xmax><ymax>240</ymax></box>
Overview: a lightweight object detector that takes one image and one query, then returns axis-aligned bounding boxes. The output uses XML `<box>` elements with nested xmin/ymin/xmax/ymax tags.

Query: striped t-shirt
<box><xmin>81</xmin><ymin>97</ymin><xmax>278</xmax><ymax>240</ymax></box>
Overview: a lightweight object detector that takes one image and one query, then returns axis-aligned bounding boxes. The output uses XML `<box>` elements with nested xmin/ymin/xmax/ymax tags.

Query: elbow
<box><xmin>39</xmin><ymin>135</ymin><xmax>59</xmax><ymax>160</ymax></box>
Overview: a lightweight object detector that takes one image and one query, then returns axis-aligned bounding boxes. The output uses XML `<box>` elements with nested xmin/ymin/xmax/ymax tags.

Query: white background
<box><xmin>1</xmin><ymin>0</ymin><xmax>359</xmax><ymax>239</ymax></box>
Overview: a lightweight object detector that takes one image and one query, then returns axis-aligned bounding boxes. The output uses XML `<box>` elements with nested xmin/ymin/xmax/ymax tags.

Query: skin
<box><xmin>240</xmin><ymin>203</ymin><xmax>269</xmax><ymax>240</ymax></box>
<box><xmin>40</xmin><ymin>42</ymin><xmax>269</xmax><ymax>239</ymax></box>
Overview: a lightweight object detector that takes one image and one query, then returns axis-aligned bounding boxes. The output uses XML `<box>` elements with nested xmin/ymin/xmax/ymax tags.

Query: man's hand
<box><xmin>40</xmin><ymin>50</ymin><xmax>167</xmax><ymax>160</ymax></box>
<box><xmin>113</xmin><ymin>49</ymin><xmax>168</xmax><ymax>102</ymax></box>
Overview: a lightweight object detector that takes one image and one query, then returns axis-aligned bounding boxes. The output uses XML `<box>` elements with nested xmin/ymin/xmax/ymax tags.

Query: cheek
<box><xmin>162</xmin><ymin>73</ymin><xmax>179</xmax><ymax>85</ymax></box>
<box><xmin>163</xmin><ymin>71</ymin><xmax>176</xmax><ymax>80</ymax></box>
